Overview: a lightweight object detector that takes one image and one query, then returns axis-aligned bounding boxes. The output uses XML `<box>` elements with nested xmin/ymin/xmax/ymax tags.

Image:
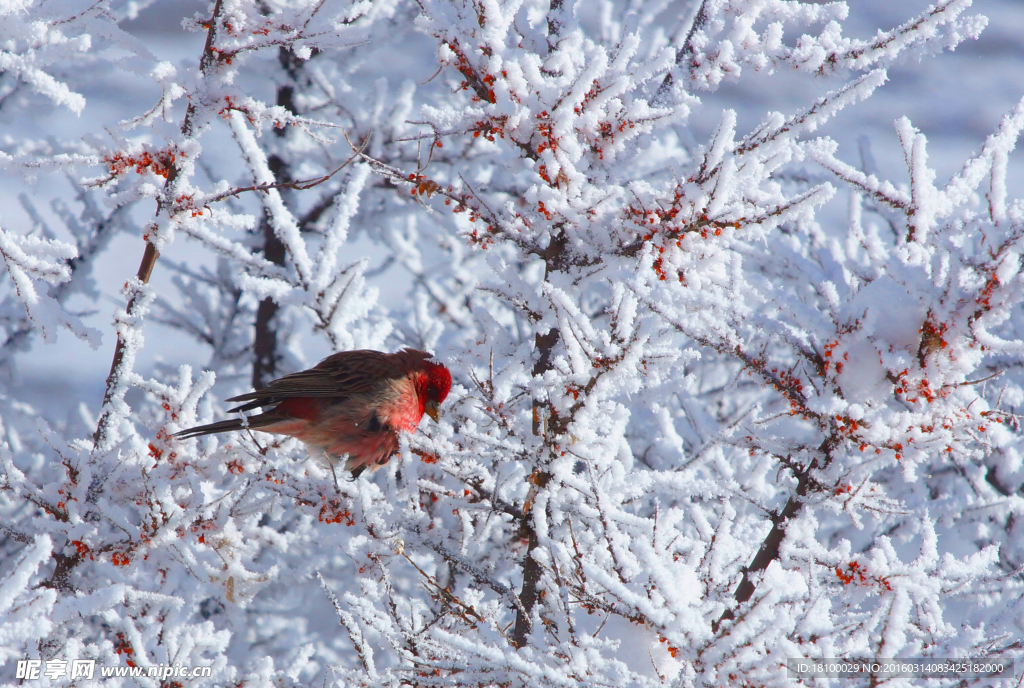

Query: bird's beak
<box><xmin>425</xmin><ymin>399</ymin><xmax>440</xmax><ymax>423</ymax></box>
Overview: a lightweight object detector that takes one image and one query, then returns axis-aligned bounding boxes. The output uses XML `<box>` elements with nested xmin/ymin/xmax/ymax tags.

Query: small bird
<box><xmin>175</xmin><ymin>348</ymin><xmax>451</xmax><ymax>477</ymax></box>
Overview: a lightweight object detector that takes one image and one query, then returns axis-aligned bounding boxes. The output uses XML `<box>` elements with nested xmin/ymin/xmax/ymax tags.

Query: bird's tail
<box><xmin>174</xmin><ymin>414</ymin><xmax>279</xmax><ymax>440</ymax></box>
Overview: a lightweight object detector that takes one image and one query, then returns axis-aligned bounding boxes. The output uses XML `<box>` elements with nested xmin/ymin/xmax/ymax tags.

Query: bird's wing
<box><xmin>225</xmin><ymin>349</ymin><xmax>429</xmax><ymax>411</ymax></box>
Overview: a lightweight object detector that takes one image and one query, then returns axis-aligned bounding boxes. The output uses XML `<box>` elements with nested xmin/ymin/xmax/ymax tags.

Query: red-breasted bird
<box><xmin>175</xmin><ymin>349</ymin><xmax>451</xmax><ymax>477</ymax></box>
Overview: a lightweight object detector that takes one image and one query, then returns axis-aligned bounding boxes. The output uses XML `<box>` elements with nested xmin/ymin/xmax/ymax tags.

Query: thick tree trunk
<box><xmin>251</xmin><ymin>61</ymin><xmax>297</xmax><ymax>389</ymax></box>
<box><xmin>512</xmin><ymin>231</ymin><xmax>567</xmax><ymax>649</ymax></box>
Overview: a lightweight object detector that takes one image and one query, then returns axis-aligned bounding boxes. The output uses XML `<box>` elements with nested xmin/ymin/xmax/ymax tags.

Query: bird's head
<box><xmin>417</xmin><ymin>359</ymin><xmax>452</xmax><ymax>422</ymax></box>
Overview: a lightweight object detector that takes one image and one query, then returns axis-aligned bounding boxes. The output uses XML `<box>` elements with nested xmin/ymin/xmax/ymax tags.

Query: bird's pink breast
<box><xmin>328</xmin><ymin>431</ymin><xmax>399</xmax><ymax>470</ymax></box>
<box><xmin>375</xmin><ymin>376</ymin><xmax>424</xmax><ymax>432</ymax></box>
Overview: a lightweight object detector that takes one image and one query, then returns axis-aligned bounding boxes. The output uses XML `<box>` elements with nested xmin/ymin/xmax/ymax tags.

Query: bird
<box><xmin>174</xmin><ymin>348</ymin><xmax>451</xmax><ymax>477</ymax></box>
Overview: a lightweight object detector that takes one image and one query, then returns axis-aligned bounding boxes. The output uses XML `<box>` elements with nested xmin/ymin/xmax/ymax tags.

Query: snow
<box><xmin>2</xmin><ymin>0</ymin><xmax>1024</xmax><ymax>686</ymax></box>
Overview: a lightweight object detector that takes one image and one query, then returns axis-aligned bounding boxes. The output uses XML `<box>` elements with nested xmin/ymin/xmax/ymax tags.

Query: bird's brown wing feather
<box><xmin>174</xmin><ymin>411</ymin><xmax>284</xmax><ymax>439</ymax></box>
<box><xmin>226</xmin><ymin>349</ymin><xmax>430</xmax><ymax>412</ymax></box>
